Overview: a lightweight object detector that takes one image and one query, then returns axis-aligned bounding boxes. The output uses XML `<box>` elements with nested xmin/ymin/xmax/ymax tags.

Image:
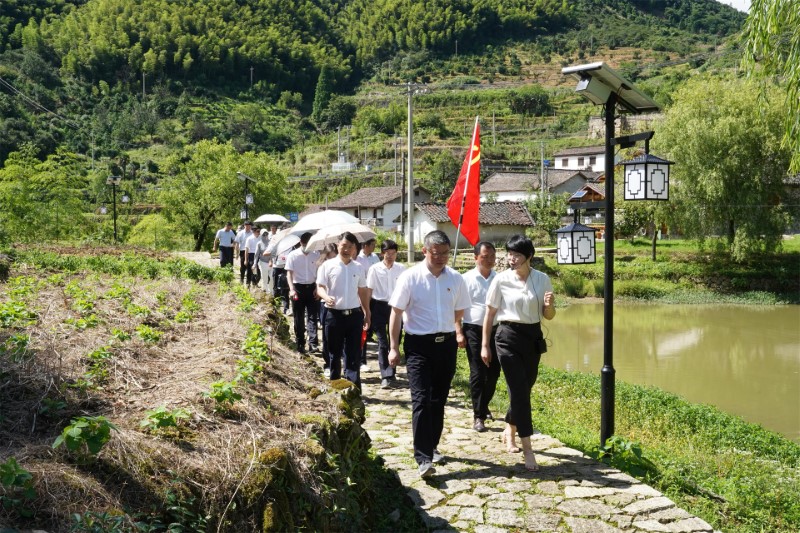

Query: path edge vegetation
<box><xmin>1</xmin><ymin>244</ymin><xmax>799</xmax><ymax>532</ymax></box>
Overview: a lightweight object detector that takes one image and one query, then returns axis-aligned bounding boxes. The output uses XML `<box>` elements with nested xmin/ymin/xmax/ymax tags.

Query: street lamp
<box><xmin>561</xmin><ymin>62</ymin><xmax>661</xmax><ymax>447</ymax></box>
<box><xmin>619</xmin><ymin>131</ymin><xmax>672</xmax><ymax>201</ymax></box>
<box><xmin>106</xmin><ymin>175</ymin><xmax>122</xmax><ymax>242</ymax></box>
<box><xmin>237</xmin><ymin>172</ymin><xmax>256</xmax><ymax>221</ymax></box>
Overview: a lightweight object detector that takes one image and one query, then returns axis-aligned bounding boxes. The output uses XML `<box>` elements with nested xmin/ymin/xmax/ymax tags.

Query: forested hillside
<box><xmin>0</xmin><ymin>0</ymin><xmax>747</xmax><ymax>248</ymax></box>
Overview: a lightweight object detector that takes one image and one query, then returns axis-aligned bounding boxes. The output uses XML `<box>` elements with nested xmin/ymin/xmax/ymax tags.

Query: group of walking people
<box><xmin>218</xmin><ymin>222</ymin><xmax>556</xmax><ymax>479</ymax></box>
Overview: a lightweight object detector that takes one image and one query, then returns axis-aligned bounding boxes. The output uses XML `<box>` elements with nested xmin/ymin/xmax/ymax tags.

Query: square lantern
<box><xmin>555</xmin><ymin>222</ymin><xmax>596</xmax><ymax>264</ymax></box>
<box><xmin>622</xmin><ymin>153</ymin><xmax>672</xmax><ymax>201</ymax></box>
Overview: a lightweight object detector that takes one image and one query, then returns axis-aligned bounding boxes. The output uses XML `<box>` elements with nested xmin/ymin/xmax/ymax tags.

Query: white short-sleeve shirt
<box><xmin>461</xmin><ymin>267</ymin><xmax>497</xmax><ymax>326</ymax></box>
<box><xmin>245</xmin><ymin>234</ymin><xmax>261</xmax><ymax>253</ymax></box>
<box><xmin>235</xmin><ymin>229</ymin><xmax>252</xmax><ymax>249</ymax></box>
<box><xmin>286</xmin><ymin>248</ymin><xmax>321</xmax><ymax>284</ymax></box>
<box><xmin>216</xmin><ymin>228</ymin><xmax>236</xmax><ymax>247</ymax></box>
<box><xmin>485</xmin><ymin>269</ymin><xmax>553</xmax><ymax>324</ymax></box>
<box><xmin>388</xmin><ymin>263</ymin><xmax>470</xmax><ymax>335</ymax></box>
<box><xmin>316</xmin><ymin>258</ymin><xmax>367</xmax><ymax>310</ymax></box>
<box><xmin>367</xmin><ymin>261</ymin><xmax>406</xmax><ymax>302</ymax></box>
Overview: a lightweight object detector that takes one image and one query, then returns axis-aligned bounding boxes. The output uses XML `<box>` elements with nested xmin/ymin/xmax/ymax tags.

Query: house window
<box><xmin>561</xmin><ymin>158</ymin><xmax>568</xmax><ymax>167</ymax></box>
<box><xmin>589</xmin><ymin>156</ymin><xmax>597</xmax><ymax>165</ymax></box>
<box><xmin>577</xmin><ymin>157</ymin><xmax>584</xmax><ymax>167</ymax></box>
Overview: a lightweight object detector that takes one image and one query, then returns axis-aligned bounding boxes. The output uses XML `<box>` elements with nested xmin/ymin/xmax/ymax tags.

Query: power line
<box><xmin>0</xmin><ymin>74</ymin><xmax>79</xmax><ymax>129</ymax></box>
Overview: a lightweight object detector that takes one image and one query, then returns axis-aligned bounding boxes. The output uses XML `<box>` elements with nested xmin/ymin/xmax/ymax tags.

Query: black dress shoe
<box><xmin>473</xmin><ymin>418</ymin><xmax>487</xmax><ymax>432</ymax></box>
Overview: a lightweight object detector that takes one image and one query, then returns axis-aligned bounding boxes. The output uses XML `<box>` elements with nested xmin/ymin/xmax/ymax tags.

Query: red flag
<box><xmin>447</xmin><ymin>118</ymin><xmax>481</xmax><ymax>246</ymax></box>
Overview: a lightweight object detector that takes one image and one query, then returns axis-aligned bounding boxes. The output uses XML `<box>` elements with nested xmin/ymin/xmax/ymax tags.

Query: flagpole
<box><xmin>452</xmin><ymin>116</ymin><xmax>479</xmax><ymax>267</ymax></box>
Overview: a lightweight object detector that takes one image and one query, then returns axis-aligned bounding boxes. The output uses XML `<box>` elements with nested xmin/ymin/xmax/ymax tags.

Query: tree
<box><xmin>159</xmin><ymin>140</ymin><xmax>296</xmax><ymax>251</ymax></box>
<box><xmin>421</xmin><ymin>150</ymin><xmax>460</xmax><ymax>202</ymax></box>
<box><xmin>743</xmin><ymin>0</ymin><xmax>800</xmax><ymax>172</ymax></box>
<box><xmin>321</xmin><ymin>95</ymin><xmax>356</xmax><ymax>132</ymax></box>
<box><xmin>653</xmin><ymin>77</ymin><xmax>791</xmax><ymax>262</ymax></box>
<box><xmin>311</xmin><ymin>65</ymin><xmax>333</xmax><ymax>125</ymax></box>
<box><xmin>507</xmin><ymin>85</ymin><xmax>552</xmax><ymax>125</ymax></box>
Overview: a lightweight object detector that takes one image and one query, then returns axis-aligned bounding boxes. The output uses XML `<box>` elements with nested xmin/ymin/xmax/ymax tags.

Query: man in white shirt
<box><xmin>317</xmin><ymin>232</ymin><xmax>371</xmax><ymax>387</ymax></box>
<box><xmin>244</xmin><ymin>227</ymin><xmax>262</xmax><ymax>287</ymax></box>
<box><xmin>286</xmin><ymin>232</ymin><xmax>321</xmax><ymax>354</ymax></box>
<box><xmin>461</xmin><ymin>241</ymin><xmax>501</xmax><ymax>433</ymax></box>
<box><xmin>388</xmin><ymin>230</ymin><xmax>470</xmax><ymax>478</ymax></box>
<box><xmin>255</xmin><ymin>230</ymin><xmax>273</xmax><ymax>295</ymax></box>
<box><xmin>212</xmin><ymin>222</ymin><xmax>236</xmax><ymax>268</ymax></box>
<box><xmin>366</xmin><ymin>239</ymin><xmax>406</xmax><ymax>389</ymax></box>
<box><xmin>354</xmin><ymin>238</ymin><xmax>380</xmax><ymax>371</ymax></box>
<box><xmin>234</xmin><ymin>221</ymin><xmax>253</xmax><ymax>284</ymax></box>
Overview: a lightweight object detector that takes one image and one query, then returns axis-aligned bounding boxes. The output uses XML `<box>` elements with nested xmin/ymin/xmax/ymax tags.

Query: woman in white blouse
<box><xmin>481</xmin><ymin>235</ymin><xmax>556</xmax><ymax>471</ymax></box>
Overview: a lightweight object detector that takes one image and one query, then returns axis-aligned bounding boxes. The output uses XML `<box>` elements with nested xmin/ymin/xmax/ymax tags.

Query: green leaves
<box><xmin>52</xmin><ymin>416</ymin><xmax>118</xmax><ymax>455</ymax></box>
<box><xmin>140</xmin><ymin>405</ymin><xmax>191</xmax><ymax>432</ymax></box>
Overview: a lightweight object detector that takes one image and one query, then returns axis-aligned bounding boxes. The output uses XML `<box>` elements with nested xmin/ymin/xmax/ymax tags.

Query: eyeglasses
<box><xmin>427</xmin><ymin>249</ymin><xmax>451</xmax><ymax>258</ymax></box>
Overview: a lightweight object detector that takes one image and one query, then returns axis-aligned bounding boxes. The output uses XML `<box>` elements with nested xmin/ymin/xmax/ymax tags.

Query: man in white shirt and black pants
<box><xmin>388</xmin><ymin>230</ymin><xmax>470</xmax><ymax>478</ymax></box>
<box><xmin>317</xmin><ymin>232</ymin><xmax>371</xmax><ymax>388</ymax></box>
<box><xmin>366</xmin><ymin>239</ymin><xmax>406</xmax><ymax>389</ymax></box>
<box><xmin>212</xmin><ymin>222</ymin><xmax>236</xmax><ymax>268</ymax></box>
<box><xmin>244</xmin><ymin>227</ymin><xmax>262</xmax><ymax>287</ymax></box>
<box><xmin>354</xmin><ymin>238</ymin><xmax>380</xmax><ymax>371</ymax></box>
<box><xmin>286</xmin><ymin>232</ymin><xmax>321</xmax><ymax>354</ymax></box>
<box><xmin>461</xmin><ymin>241</ymin><xmax>501</xmax><ymax>433</ymax></box>
<box><xmin>234</xmin><ymin>221</ymin><xmax>253</xmax><ymax>284</ymax></box>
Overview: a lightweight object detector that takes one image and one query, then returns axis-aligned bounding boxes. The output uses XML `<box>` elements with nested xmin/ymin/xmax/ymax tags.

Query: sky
<box><xmin>717</xmin><ymin>0</ymin><xmax>751</xmax><ymax>12</ymax></box>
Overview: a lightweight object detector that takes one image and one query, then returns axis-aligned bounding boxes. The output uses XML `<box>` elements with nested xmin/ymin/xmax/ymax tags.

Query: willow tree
<box><xmin>653</xmin><ymin>76</ymin><xmax>791</xmax><ymax>262</ymax></box>
<box><xmin>743</xmin><ymin>0</ymin><xmax>800</xmax><ymax>172</ymax></box>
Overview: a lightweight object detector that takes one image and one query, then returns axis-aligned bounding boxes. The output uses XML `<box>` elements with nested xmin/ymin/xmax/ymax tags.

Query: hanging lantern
<box><xmin>240</xmin><ymin>209</ymin><xmax>248</xmax><ymax>220</ymax></box>
<box><xmin>245</xmin><ymin>193</ymin><xmax>254</xmax><ymax>205</ymax></box>
<box><xmin>555</xmin><ymin>222</ymin><xmax>596</xmax><ymax>265</ymax></box>
<box><xmin>622</xmin><ymin>153</ymin><xmax>672</xmax><ymax>201</ymax></box>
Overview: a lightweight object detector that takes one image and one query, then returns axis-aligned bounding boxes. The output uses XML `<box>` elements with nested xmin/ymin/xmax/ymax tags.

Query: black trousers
<box><xmin>404</xmin><ymin>332</ymin><xmax>457</xmax><ymax>465</ymax></box>
<box><xmin>319</xmin><ymin>306</ymin><xmax>330</xmax><ymax>368</ymax></box>
<box><xmin>463</xmin><ymin>323</ymin><xmax>501</xmax><ymax>420</ymax></box>
<box><xmin>291</xmin><ymin>283</ymin><xmax>318</xmax><ymax>351</ymax></box>
<box><xmin>325</xmin><ymin>308</ymin><xmax>364</xmax><ymax>387</ymax></box>
<box><xmin>219</xmin><ymin>246</ymin><xmax>234</xmax><ymax>267</ymax></box>
<box><xmin>370</xmin><ymin>299</ymin><xmax>394</xmax><ymax>379</ymax></box>
<box><xmin>239</xmin><ymin>250</ymin><xmax>248</xmax><ymax>282</ymax></box>
<box><xmin>246</xmin><ymin>252</ymin><xmax>259</xmax><ymax>286</ymax></box>
<box><xmin>495</xmin><ymin>321</ymin><xmax>544</xmax><ymax>438</ymax></box>
<box><xmin>273</xmin><ymin>268</ymin><xmax>288</xmax><ymax>311</ymax></box>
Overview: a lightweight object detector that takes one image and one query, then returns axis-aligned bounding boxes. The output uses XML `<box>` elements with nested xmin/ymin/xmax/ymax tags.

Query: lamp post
<box><xmin>561</xmin><ymin>62</ymin><xmax>663</xmax><ymax>447</ymax></box>
<box><xmin>106</xmin><ymin>175</ymin><xmax>122</xmax><ymax>242</ymax></box>
<box><xmin>237</xmin><ymin>172</ymin><xmax>256</xmax><ymax>221</ymax></box>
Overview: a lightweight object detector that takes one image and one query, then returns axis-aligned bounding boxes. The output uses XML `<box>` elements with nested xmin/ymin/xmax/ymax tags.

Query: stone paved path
<box><xmin>359</xmin><ymin>363</ymin><xmax>718</xmax><ymax>533</ymax></box>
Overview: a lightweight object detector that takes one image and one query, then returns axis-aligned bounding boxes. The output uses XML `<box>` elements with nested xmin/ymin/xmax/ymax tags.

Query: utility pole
<box><xmin>142</xmin><ymin>72</ymin><xmax>145</xmax><ymax>99</ymax></box>
<box><xmin>492</xmin><ymin>111</ymin><xmax>496</xmax><ymax>146</ymax></box>
<box><xmin>455</xmin><ymin>39</ymin><xmax>458</xmax><ymax>57</ymax></box>
<box><xmin>250</xmin><ymin>66</ymin><xmax>254</xmax><ymax>88</ymax></box>
<box><xmin>540</xmin><ymin>142</ymin><xmax>545</xmax><ymax>208</ymax></box>
<box><xmin>407</xmin><ymin>82</ymin><xmax>415</xmax><ymax>262</ymax></box>
<box><xmin>392</xmin><ymin>136</ymin><xmax>396</xmax><ymax>186</ymax></box>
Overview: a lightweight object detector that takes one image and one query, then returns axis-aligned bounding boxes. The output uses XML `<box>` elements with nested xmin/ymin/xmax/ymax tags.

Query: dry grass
<box><xmin>0</xmin><ymin>263</ymin><xmax>339</xmax><ymax>531</ymax></box>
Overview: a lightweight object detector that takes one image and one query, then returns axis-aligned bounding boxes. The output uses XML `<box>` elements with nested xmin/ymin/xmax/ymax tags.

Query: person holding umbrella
<box><xmin>316</xmin><ymin>232</ymin><xmax>371</xmax><ymax>388</ymax></box>
<box><xmin>286</xmin><ymin>232</ymin><xmax>321</xmax><ymax>354</ymax></box>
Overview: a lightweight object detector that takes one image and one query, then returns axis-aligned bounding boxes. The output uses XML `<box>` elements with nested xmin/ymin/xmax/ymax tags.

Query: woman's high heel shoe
<box><xmin>523</xmin><ymin>449</ymin><xmax>539</xmax><ymax>471</ymax></box>
<box><xmin>501</xmin><ymin>429</ymin><xmax>521</xmax><ymax>453</ymax></box>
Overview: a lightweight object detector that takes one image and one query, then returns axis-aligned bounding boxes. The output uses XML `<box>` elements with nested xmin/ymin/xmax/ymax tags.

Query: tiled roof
<box><xmin>328</xmin><ymin>186</ymin><xmax>419</xmax><ymax>208</ymax></box>
<box><xmin>298</xmin><ymin>204</ymin><xmax>327</xmax><ymax>218</ymax></box>
<box><xmin>552</xmin><ymin>145</ymin><xmax>605</xmax><ymax>157</ymax></box>
<box><xmin>415</xmin><ymin>202</ymin><xmax>534</xmax><ymax>226</ymax></box>
<box><xmin>482</xmin><ymin>170</ymin><xmax>598</xmax><ymax>193</ymax></box>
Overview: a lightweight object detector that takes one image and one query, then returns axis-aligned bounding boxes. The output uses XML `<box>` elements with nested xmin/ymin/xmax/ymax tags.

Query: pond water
<box><xmin>541</xmin><ymin>302</ymin><xmax>800</xmax><ymax>443</ymax></box>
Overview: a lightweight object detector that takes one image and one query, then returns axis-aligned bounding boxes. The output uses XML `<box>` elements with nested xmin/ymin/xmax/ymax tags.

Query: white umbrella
<box><xmin>291</xmin><ymin>210</ymin><xmax>358</xmax><ymax>234</ymax></box>
<box><xmin>253</xmin><ymin>213</ymin><xmax>289</xmax><ymax>224</ymax></box>
<box><xmin>304</xmin><ymin>222</ymin><xmax>376</xmax><ymax>252</ymax></box>
<box><xmin>275</xmin><ymin>234</ymin><xmax>301</xmax><ymax>256</ymax></box>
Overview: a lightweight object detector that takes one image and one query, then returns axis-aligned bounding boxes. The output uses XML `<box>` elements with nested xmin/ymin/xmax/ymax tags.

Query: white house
<box><xmin>480</xmin><ymin>170</ymin><xmax>602</xmax><ymax>203</ymax></box>
<box><xmin>552</xmin><ymin>145</ymin><xmax>607</xmax><ymax>172</ymax></box>
<box><xmin>327</xmin><ymin>185</ymin><xmax>431</xmax><ymax>231</ymax></box>
<box><xmin>410</xmin><ymin>202</ymin><xmax>535</xmax><ymax>247</ymax></box>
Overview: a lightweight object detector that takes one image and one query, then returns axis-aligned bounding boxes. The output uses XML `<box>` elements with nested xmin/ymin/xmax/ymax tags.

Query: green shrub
<box><xmin>135</xmin><ymin>324</ymin><xmax>163</xmax><ymax>343</ymax></box>
<box><xmin>140</xmin><ymin>405</ymin><xmax>191</xmax><ymax>432</ymax></box>
<box><xmin>53</xmin><ymin>416</ymin><xmax>118</xmax><ymax>455</ymax></box>
<box><xmin>0</xmin><ymin>457</ymin><xmax>36</xmax><ymax>518</ymax></box>
<box><xmin>561</xmin><ymin>271</ymin><xmax>588</xmax><ymax>298</ymax></box>
<box><xmin>615</xmin><ymin>280</ymin><xmax>670</xmax><ymax>300</ymax></box>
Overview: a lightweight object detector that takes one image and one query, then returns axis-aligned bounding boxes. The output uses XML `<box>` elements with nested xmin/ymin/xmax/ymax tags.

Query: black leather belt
<box><xmin>410</xmin><ymin>331</ymin><xmax>456</xmax><ymax>343</ymax></box>
<box><xmin>332</xmin><ymin>307</ymin><xmax>361</xmax><ymax>316</ymax></box>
